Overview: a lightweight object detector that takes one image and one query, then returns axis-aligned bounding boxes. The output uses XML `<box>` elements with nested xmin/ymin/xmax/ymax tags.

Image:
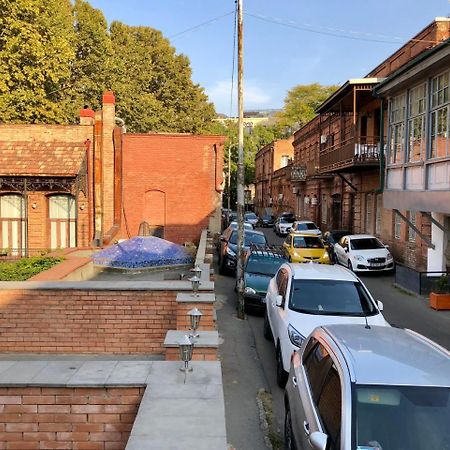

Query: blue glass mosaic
<box><xmin>92</xmin><ymin>236</ymin><xmax>193</xmax><ymax>269</ymax></box>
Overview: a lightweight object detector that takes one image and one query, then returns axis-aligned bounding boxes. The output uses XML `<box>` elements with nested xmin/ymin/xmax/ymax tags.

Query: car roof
<box><xmin>294</xmin><ymin>220</ymin><xmax>315</xmax><ymax>224</ymax></box>
<box><xmin>322</xmin><ymin>325</ymin><xmax>450</xmax><ymax>387</ymax></box>
<box><xmin>346</xmin><ymin>234</ymin><xmax>378</xmax><ymax>239</ymax></box>
<box><xmin>289</xmin><ymin>232</ymin><xmax>321</xmax><ymax>238</ymax></box>
<box><xmin>287</xmin><ymin>263</ymin><xmax>357</xmax><ymax>281</ymax></box>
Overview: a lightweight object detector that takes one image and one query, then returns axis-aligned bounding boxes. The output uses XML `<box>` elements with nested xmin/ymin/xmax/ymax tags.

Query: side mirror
<box><xmin>275</xmin><ymin>295</ymin><xmax>283</xmax><ymax>307</ymax></box>
<box><xmin>377</xmin><ymin>300</ymin><xmax>384</xmax><ymax>311</ymax></box>
<box><xmin>309</xmin><ymin>431</ymin><xmax>329</xmax><ymax>450</ymax></box>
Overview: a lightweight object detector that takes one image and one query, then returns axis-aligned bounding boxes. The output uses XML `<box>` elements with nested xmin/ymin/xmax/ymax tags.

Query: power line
<box><xmin>169</xmin><ymin>11</ymin><xmax>235</xmax><ymax>40</ymax></box>
<box><xmin>245</xmin><ymin>12</ymin><xmax>442</xmax><ymax>45</ymax></box>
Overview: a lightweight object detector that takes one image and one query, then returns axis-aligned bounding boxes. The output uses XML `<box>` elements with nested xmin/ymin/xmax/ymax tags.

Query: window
<box><xmin>280</xmin><ymin>155</ymin><xmax>290</xmax><ymax>168</ymax></box>
<box><xmin>389</xmin><ymin>94</ymin><xmax>406</xmax><ymax>164</ymax></box>
<box><xmin>0</xmin><ymin>195</ymin><xmax>26</xmax><ymax>255</ymax></box>
<box><xmin>375</xmin><ymin>194</ymin><xmax>382</xmax><ymax>235</ymax></box>
<box><xmin>321</xmin><ymin>194</ymin><xmax>327</xmax><ymax>224</ymax></box>
<box><xmin>394</xmin><ymin>212</ymin><xmax>402</xmax><ymax>240</ymax></box>
<box><xmin>48</xmin><ymin>195</ymin><xmax>76</xmax><ymax>249</ymax></box>
<box><xmin>304</xmin><ymin>343</ymin><xmax>332</xmax><ymax>402</ymax></box>
<box><xmin>407</xmin><ymin>84</ymin><xmax>426</xmax><ymax>162</ymax></box>
<box><xmin>408</xmin><ymin>211</ymin><xmax>417</xmax><ymax>242</ymax></box>
<box><xmin>430</xmin><ymin>71</ymin><xmax>449</xmax><ymax>158</ymax></box>
<box><xmin>365</xmin><ymin>194</ymin><xmax>373</xmax><ymax>233</ymax></box>
<box><xmin>276</xmin><ymin>269</ymin><xmax>288</xmax><ymax>300</ymax></box>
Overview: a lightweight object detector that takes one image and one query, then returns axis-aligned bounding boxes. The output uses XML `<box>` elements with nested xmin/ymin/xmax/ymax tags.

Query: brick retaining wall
<box><xmin>0</xmin><ymin>386</ymin><xmax>144</xmax><ymax>449</ymax></box>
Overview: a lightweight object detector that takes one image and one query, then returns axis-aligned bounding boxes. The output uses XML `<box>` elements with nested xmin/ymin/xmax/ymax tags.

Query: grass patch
<box><xmin>257</xmin><ymin>388</ymin><xmax>283</xmax><ymax>450</ymax></box>
<box><xmin>0</xmin><ymin>257</ymin><xmax>64</xmax><ymax>281</ymax></box>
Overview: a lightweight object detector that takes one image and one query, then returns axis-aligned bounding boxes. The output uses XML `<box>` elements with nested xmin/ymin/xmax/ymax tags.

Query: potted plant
<box><xmin>429</xmin><ymin>275</ymin><xmax>450</xmax><ymax>310</ymax></box>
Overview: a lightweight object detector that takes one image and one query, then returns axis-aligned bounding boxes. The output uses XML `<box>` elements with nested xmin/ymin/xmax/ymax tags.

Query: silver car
<box><xmin>284</xmin><ymin>324</ymin><xmax>450</xmax><ymax>450</ymax></box>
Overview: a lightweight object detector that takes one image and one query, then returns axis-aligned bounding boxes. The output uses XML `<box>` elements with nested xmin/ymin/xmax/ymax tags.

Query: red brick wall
<box><xmin>0</xmin><ymin>289</ymin><xmax>216</xmax><ymax>354</ymax></box>
<box><xmin>0</xmin><ymin>125</ymin><xmax>93</xmax><ymax>144</ymax></box>
<box><xmin>0</xmin><ymin>386</ymin><xmax>143</xmax><ymax>450</ymax></box>
<box><xmin>120</xmin><ymin>134</ymin><xmax>225</xmax><ymax>244</ymax></box>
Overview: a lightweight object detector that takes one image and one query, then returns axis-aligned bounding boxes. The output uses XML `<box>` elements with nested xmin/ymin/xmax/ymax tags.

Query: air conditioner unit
<box><xmin>320</xmin><ymin>135</ymin><xmax>328</xmax><ymax>144</ymax></box>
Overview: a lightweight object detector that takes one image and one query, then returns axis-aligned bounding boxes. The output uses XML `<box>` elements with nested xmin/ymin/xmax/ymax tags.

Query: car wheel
<box><xmin>276</xmin><ymin>344</ymin><xmax>288</xmax><ymax>388</ymax></box>
<box><xmin>284</xmin><ymin>404</ymin><xmax>297</xmax><ymax>450</ymax></box>
<box><xmin>219</xmin><ymin>258</ymin><xmax>227</xmax><ymax>275</ymax></box>
<box><xmin>263</xmin><ymin>310</ymin><xmax>273</xmax><ymax>341</ymax></box>
<box><xmin>347</xmin><ymin>260</ymin><xmax>354</xmax><ymax>272</ymax></box>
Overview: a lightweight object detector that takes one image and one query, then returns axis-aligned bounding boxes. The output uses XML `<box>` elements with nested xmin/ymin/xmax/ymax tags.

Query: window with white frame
<box><xmin>430</xmin><ymin>71</ymin><xmax>449</xmax><ymax>158</ymax></box>
<box><xmin>408</xmin><ymin>211</ymin><xmax>417</xmax><ymax>242</ymax></box>
<box><xmin>365</xmin><ymin>194</ymin><xmax>373</xmax><ymax>233</ymax></box>
<box><xmin>407</xmin><ymin>84</ymin><xmax>426</xmax><ymax>162</ymax></box>
<box><xmin>280</xmin><ymin>155</ymin><xmax>290</xmax><ymax>168</ymax></box>
<box><xmin>394</xmin><ymin>212</ymin><xmax>402</xmax><ymax>239</ymax></box>
<box><xmin>389</xmin><ymin>94</ymin><xmax>406</xmax><ymax>164</ymax></box>
<box><xmin>375</xmin><ymin>194</ymin><xmax>382</xmax><ymax>235</ymax></box>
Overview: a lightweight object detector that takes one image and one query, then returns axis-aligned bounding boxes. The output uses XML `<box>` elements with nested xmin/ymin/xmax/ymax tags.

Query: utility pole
<box><xmin>236</xmin><ymin>0</ymin><xmax>245</xmax><ymax>319</ymax></box>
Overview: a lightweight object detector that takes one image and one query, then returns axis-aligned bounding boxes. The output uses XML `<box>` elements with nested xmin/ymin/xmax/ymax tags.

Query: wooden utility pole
<box><xmin>236</xmin><ymin>0</ymin><xmax>245</xmax><ymax>319</ymax></box>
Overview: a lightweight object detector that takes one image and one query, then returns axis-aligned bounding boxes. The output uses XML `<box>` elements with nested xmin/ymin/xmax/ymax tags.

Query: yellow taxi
<box><xmin>282</xmin><ymin>232</ymin><xmax>330</xmax><ymax>264</ymax></box>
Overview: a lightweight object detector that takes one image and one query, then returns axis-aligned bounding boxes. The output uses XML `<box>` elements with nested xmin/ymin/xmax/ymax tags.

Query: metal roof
<box><xmin>324</xmin><ymin>325</ymin><xmax>450</xmax><ymax>387</ymax></box>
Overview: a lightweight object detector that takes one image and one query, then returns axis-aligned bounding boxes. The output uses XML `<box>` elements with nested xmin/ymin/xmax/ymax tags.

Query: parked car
<box><xmin>275</xmin><ymin>217</ymin><xmax>295</xmax><ymax>236</ymax></box>
<box><xmin>218</xmin><ymin>228</ymin><xmax>268</xmax><ymax>275</ymax></box>
<box><xmin>244</xmin><ymin>212</ymin><xmax>259</xmax><ymax>228</ymax></box>
<box><xmin>284</xmin><ymin>324</ymin><xmax>450</xmax><ymax>450</ymax></box>
<box><xmin>291</xmin><ymin>220</ymin><xmax>322</xmax><ymax>236</ymax></box>
<box><xmin>227</xmin><ymin>221</ymin><xmax>253</xmax><ymax>231</ymax></box>
<box><xmin>243</xmin><ymin>247</ymin><xmax>286</xmax><ymax>312</ymax></box>
<box><xmin>322</xmin><ymin>229</ymin><xmax>352</xmax><ymax>263</ymax></box>
<box><xmin>264</xmin><ymin>263</ymin><xmax>388</xmax><ymax>387</ymax></box>
<box><xmin>334</xmin><ymin>234</ymin><xmax>395</xmax><ymax>272</ymax></box>
<box><xmin>260</xmin><ymin>214</ymin><xmax>275</xmax><ymax>228</ymax></box>
<box><xmin>282</xmin><ymin>233</ymin><xmax>330</xmax><ymax>264</ymax></box>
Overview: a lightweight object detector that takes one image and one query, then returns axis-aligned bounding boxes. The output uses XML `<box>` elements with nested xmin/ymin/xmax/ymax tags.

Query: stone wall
<box><xmin>0</xmin><ymin>386</ymin><xmax>143</xmax><ymax>450</ymax></box>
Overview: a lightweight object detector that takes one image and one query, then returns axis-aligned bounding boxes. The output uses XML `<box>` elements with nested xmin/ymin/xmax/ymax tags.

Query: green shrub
<box><xmin>0</xmin><ymin>257</ymin><xmax>64</xmax><ymax>281</ymax></box>
<box><xmin>434</xmin><ymin>275</ymin><xmax>450</xmax><ymax>294</ymax></box>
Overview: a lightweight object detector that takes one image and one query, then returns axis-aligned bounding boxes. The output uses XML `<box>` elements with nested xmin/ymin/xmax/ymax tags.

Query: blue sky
<box><xmin>89</xmin><ymin>0</ymin><xmax>449</xmax><ymax>115</ymax></box>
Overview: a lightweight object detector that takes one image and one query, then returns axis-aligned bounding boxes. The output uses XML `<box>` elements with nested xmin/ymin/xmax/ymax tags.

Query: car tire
<box><xmin>263</xmin><ymin>310</ymin><xmax>273</xmax><ymax>341</ymax></box>
<box><xmin>219</xmin><ymin>258</ymin><xmax>227</xmax><ymax>275</ymax></box>
<box><xmin>284</xmin><ymin>404</ymin><xmax>297</xmax><ymax>450</ymax></box>
<box><xmin>276</xmin><ymin>344</ymin><xmax>288</xmax><ymax>388</ymax></box>
<box><xmin>347</xmin><ymin>260</ymin><xmax>354</xmax><ymax>272</ymax></box>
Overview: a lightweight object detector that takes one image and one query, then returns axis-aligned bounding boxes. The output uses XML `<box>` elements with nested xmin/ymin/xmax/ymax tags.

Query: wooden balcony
<box><xmin>319</xmin><ymin>136</ymin><xmax>382</xmax><ymax>173</ymax></box>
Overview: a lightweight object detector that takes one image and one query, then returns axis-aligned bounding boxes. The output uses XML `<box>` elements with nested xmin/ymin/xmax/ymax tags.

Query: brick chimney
<box><xmin>101</xmin><ymin>91</ymin><xmax>116</xmax><ymax>233</ymax></box>
<box><xmin>79</xmin><ymin>107</ymin><xmax>95</xmax><ymax>126</ymax></box>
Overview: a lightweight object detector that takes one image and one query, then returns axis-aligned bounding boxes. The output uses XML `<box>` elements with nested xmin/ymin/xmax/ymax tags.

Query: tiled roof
<box><xmin>0</xmin><ymin>141</ymin><xmax>87</xmax><ymax>177</ymax></box>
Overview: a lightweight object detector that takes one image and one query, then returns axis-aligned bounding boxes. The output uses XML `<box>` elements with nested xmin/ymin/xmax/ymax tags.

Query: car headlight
<box><xmin>387</xmin><ymin>252</ymin><xmax>393</xmax><ymax>260</ymax></box>
<box><xmin>288</xmin><ymin>324</ymin><xmax>305</xmax><ymax>348</ymax></box>
<box><xmin>323</xmin><ymin>252</ymin><xmax>329</xmax><ymax>260</ymax></box>
<box><xmin>244</xmin><ymin>287</ymin><xmax>256</xmax><ymax>295</ymax></box>
<box><xmin>354</xmin><ymin>254</ymin><xmax>365</xmax><ymax>262</ymax></box>
<box><xmin>226</xmin><ymin>247</ymin><xmax>236</xmax><ymax>257</ymax></box>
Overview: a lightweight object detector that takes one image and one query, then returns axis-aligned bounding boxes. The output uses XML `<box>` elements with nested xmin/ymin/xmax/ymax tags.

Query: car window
<box><xmin>317</xmin><ymin>365</ymin><xmax>342</xmax><ymax>449</ymax></box>
<box><xmin>293</xmin><ymin>236</ymin><xmax>324</xmax><ymax>249</ymax></box>
<box><xmin>350</xmin><ymin>237</ymin><xmax>385</xmax><ymax>250</ymax></box>
<box><xmin>276</xmin><ymin>269</ymin><xmax>288</xmax><ymax>298</ymax></box>
<box><xmin>304</xmin><ymin>342</ymin><xmax>333</xmax><ymax>402</ymax></box>
<box><xmin>290</xmin><ymin>279</ymin><xmax>377</xmax><ymax>316</ymax></box>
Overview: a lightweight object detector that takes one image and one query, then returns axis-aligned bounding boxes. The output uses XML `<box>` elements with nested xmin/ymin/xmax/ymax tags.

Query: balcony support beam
<box><xmin>422</xmin><ymin>212</ymin><xmax>447</xmax><ymax>233</ymax></box>
<box><xmin>336</xmin><ymin>173</ymin><xmax>357</xmax><ymax>191</ymax></box>
<box><xmin>393</xmin><ymin>209</ymin><xmax>435</xmax><ymax>249</ymax></box>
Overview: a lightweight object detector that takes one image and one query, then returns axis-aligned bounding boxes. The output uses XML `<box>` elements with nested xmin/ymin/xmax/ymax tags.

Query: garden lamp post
<box><xmin>189</xmin><ymin>275</ymin><xmax>201</xmax><ymax>297</ymax></box>
<box><xmin>187</xmin><ymin>307</ymin><xmax>202</xmax><ymax>340</ymax></box>
<box><xmin>179</xmin><ymin>335</ymin><xmax>194</xmax><ymax>373</ymax></box>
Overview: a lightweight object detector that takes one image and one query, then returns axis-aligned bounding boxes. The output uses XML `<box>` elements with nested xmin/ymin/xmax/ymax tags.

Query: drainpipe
<box><xmin>375</xmin><ymin>98</ymin><xmax>385</xmax><ymax>193</ymax></box>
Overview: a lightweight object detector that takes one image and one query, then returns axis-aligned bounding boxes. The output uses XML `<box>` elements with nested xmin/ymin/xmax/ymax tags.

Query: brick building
<box><xmin>254</xmin><ymin>137</ymin><xmax>294</xmax><ymax>216</ymax></box>
<box><xmin>0</xmin><ymin>93</ymin><xmax>225</xmax><ymax>255</ymax></box>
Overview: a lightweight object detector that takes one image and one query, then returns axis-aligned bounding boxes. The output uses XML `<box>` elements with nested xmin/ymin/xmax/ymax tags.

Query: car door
<box><xmin>282</xmin><ymin>235</ymin><xmax>291</xmax><ymax>258</ymax></box>
<box><xmin>294</xmin><ymin>340</ymin><xmax>342</xmax><ymax>450</ymax></box>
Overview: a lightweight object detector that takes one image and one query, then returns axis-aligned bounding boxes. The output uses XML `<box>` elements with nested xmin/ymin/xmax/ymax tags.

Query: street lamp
<box><xmin>189</xmin><ymin>275</ymin><xmax>201</xmax><ymax>297</ymax></box>
<box><xmin>190</xmin><ymin>265</ymin><xmax>202</xmax><ymax>279</ymax></box>
<box><xmin>187</xmin><ymin>308</ymin><xmax>202</xmax><ymax>340</ymax></box>
<box><xmin>179</xmin><ymin>335</ymin><xmax>194</xmax><ymax>373</ymax></box>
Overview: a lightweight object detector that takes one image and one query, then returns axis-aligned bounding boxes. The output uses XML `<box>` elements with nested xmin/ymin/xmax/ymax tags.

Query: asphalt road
<box><xmin>217</xmin><ymin>225</ymin><xmax>450</xmax><ymax>449</ymax></box>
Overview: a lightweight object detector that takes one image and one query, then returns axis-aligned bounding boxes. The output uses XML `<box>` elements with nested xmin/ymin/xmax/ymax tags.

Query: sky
<box><xmin>89</xmin><ymin>0</ymin><xmax>450</xmax><ymax>115</ymax></box>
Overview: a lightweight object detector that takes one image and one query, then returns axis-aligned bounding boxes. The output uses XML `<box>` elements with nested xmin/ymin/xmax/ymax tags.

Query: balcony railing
<box><xmin>319</xmin><ymin>136</ymin><xmax>382</xmax><ymax>173</ymax></box>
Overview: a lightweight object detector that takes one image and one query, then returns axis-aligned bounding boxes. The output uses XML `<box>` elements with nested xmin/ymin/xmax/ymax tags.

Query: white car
<box><xmin>244</xmin><ymin>212</ymin><xmax>259</xmax><ymax>228</ymax></box>
<box><xmin>275</xmin><ymin>217</ymin><xmax>295</xmax><ymax>236</ymax></box>
<box><xmin>334</xmin><ymin>234</ymin><xmax>395</xmax><ymax>272</ymax></box>
<box><xmin>264</xmin><ymin>263</ymin><xmax>389</xmax><ymax>387</ymax></box>
<box><xmin>291</xmin><ymin>220</ymin><xmax>322</xmax><ymax>236</ymax></box>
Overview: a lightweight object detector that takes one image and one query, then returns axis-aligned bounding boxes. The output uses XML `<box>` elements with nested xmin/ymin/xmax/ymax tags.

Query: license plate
<box><xmin>370</xmin><ymin>263</ymin><xmax>384</xmax><ymax>267</ymax></box>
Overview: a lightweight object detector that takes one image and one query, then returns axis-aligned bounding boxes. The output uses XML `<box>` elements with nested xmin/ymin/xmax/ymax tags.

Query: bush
<box><xmin>0</xmin><ymin>257</ymin><xmax>64</xmax><ymax>281</ymax></box>
<box><xmin>434</xmin><ymin>275</ymin><xmax>450</xmax><ymax>294</ymax></box>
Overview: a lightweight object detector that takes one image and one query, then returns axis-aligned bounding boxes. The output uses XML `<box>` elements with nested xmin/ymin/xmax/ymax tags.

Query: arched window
<box><xmin>48</xmin><ymin>195</ymin><xmax>76</xmax><ymax>249</ymax></box>
<box><xmin>0</xmin><ymin>194</ymin><xmax>26</xmax><ymax>255</ymax></box>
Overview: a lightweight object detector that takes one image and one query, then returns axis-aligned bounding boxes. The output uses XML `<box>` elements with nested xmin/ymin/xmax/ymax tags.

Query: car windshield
<box><xmin>351</xmin><ymin>238</ymin><xmax>385</xmax><ymax>250</ymax></box>
<box><xmin>229</xmin><ymin>222</ymin><xmax>252</xmax><ymax>230</ymax></box>
<box><xmin>280</xmin><ymin>217</ymin><xmax>293</xmax><ymax>224</ymax></box>
<box><xmin>296</xmin><ymin>223</ymin><xmax>318</xmax><ymax>231</ymax></box>
<box><xmin>245</xmin><ymin>213</ymin><xmax>257</xmax><ymax>219</ymax></box>
<box><xmin>229</xmin><ymin>231</ymin><xmax>267</xmax><ymax>246</ymax></box>
<box><xmin>292</xmin><ymin>236</ymin><xmax>324</xmax><ymax>249</ymax></box>
<box><xmin>355</xmin><ymin>385</ymin><xmax>450</xmax><ymax>450</ymax></box>
<box><xmin>246</xmin><ymin>255</ymin><xmax>284</xmax><ymax>276</ymax></box>
<box><xmin>290</xmin><ymin>280</ymin><xmax>376</xmax><ymax>316</ymax></box>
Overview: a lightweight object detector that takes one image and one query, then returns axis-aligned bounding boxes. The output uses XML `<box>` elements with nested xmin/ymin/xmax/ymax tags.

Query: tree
<box><xmin>276</xmin><ymin>83</ymin><xmax>339</xmax><ymax>131</ymax></box>
<box><xmin>110</xmin><ymin>22</ymin><xmax>216</xmax><ymax>133</ymax></box>
<box><xmin>0</xmin><ymin>0</ymin><xmax>75</xmax><ymax>123</ymax></box>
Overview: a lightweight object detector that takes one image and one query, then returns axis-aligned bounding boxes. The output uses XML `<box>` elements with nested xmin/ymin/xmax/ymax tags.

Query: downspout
<box><xmin>375</xmin><ymin>98</ymin><xmax>385</xmax><ymax>193</ymax></box>
<box><xmin>85</xmin><ymin>139</ymin><xmax>93</xmax><ymax>245</ymax></box>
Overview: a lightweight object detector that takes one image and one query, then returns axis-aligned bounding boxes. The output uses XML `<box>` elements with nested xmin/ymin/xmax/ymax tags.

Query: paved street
<box><xmin>217</xmin><ymin>226</ymin><xmax>450</xmax><ymax>450</ymax></box>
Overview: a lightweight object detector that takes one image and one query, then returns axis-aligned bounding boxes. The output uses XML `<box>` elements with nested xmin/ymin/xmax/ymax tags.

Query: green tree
<box><xmin>0</xmin><ymin>0</ymin><xmax>75</xmax><ymax>123</ymax></box>
<box><xmin>276</xmin><ymin>83</ymin><xmax>339</xmax><ymax>130</ymax></box>
<box><xmin>110</xmin><ymin>22</ymin><xmax>215</xmax><ymax>133</ymax></box>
